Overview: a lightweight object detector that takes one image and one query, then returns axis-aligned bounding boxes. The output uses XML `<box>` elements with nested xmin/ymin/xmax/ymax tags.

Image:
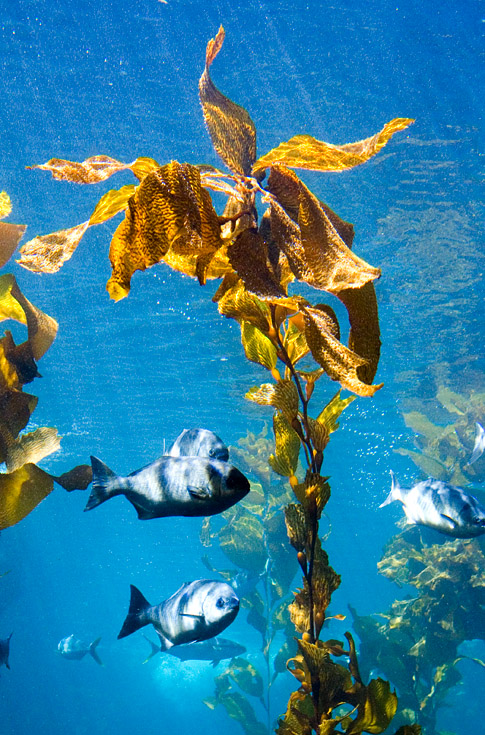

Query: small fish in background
<box><xmin>84</xmin><ymin>455</ymin><xmax>249</xmax><ymax>518</ymax></box>
<box><xmin>57</xmin><ymin>635</ymin><xmax>103</xmax><ymax>666</ymax></box>
<box><xmin>168</xmin><ymin>428</ymin><xmax>229</xmax><ymax>462</ymax></box>
<box><xmin>142</xmin><ymin>634</ymin><xmax>246</xmax><ymax>666</ymax></box>
<box><xmin>118</xmin><ymin>580</ymin><xmax>240</xmax><ymax>651</ymax></box>
<box><xmin>467</xmin><ymin>422</ymin><xmax>485</xmax><ymax>466</ymax></box>
<box><xmin>380</xmin><ymin>471</ymin><xmax>485</xmax><ymax>538</ymax></box>
<box><xmin>0</xmin><ymin>633</ymin><xmax>12</xmax><ymax>669</ymax></box>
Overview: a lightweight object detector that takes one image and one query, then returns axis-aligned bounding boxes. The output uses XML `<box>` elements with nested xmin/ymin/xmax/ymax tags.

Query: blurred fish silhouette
<box><xmin>142</xmin><ymin>634</ymin><xmax>246</xmax><ymax>665</ymax></box>
<box><xmin>168</xmin><ymin>428</ymin><xmax>229</xmax><ymax>461</ymax></box>
<box><xmin>84</xmin><ymin>455</ymin><xmax>249</xmax><ymax>518</ymax></box>
<box><xmin>467</xmin><ymin>422</ymin><xmax>485</xmax><ymax>466</ymax></box>
<box><xmin>0</xmin><ymin>633</ymin><xmax>12</xmax><ymax>669</ymax></box>
<box><xmin>380</xmin><ymin>471</ymin><xmax>485</xmax><ymax>538</ymax></box>
<box><xmin>57</xmin><ymin>634</ymin><xmax>103</xmax><ymax>666</ymax></box>
<box><xmin>118</xmin><ymin>580</ymin><xmax>239</xmax><ymax>651</ymax></box>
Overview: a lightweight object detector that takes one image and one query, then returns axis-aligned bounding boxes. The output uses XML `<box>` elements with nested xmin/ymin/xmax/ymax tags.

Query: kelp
<box><xmin>18</xmin><ymin>25</ymin><xmax>415</xmax><ymax>733</ymax></box>
<box><xmin>351</xmin><ymin>528</ymin><xmax>485</xmax><ymax>734</ymax></box>
<box><xmin>395</xmin><ymin>384</ymin><xmax>485</xmax><ymax>487</ymax></box>
<box><xmin>0</xmin><ymin>202</ymin><xmax>90</xmax><ymax>528</ymax></box>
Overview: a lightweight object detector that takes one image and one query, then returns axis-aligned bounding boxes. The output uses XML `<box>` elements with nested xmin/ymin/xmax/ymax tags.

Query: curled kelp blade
<box><xmin>0</xmin><ymin>391</ymin><xmax>38</xmax><ymax>465</ymax></box>
<box><xmin>0</xmin><ymin>462</ymin><xmax>54</xmax><ymax>529</ymax></box>
<box><xmin>302</xmin><ymin>305</ymin><xmax>383</xmax><ymax>397</ymax></box>
<box><xmin>269</xmin><ymin>176</ymin><xmax>380</xmax><ymax>294</ymax></box>
<box><xmin>26</xmin><ymin>155</ymin><xmax>158</xmax><ymax>184</ymax></box>
<box><xmin>199</xmin><ymin>26</ymin><xmax>257</xmax><ymax>176</ymax></box>
<box><xmin>227</xmin><ymin>229</ymin><xmax>287</xmax><ymax>301</ymax></box>
<box><xmin>338</xmin><ymin>282</ymin><xmax>381</xmax><ymax>385</ymax></box>
<box><xmin>17</xmin><ymin>221</ymin><xmax>90</xmax><ymax>274</ymax></box>
<box><xmin>0</xmin><ymin>274</ymin><xmax>58</xmax><ymax>360</ymax></box>
<box><xmin>269</xmin><ymin>411</ymin><xmax>300</xmax><ymax>477</ymax></box>
<box><xmin>106</xmin><ymin>161</ymin><xmax>223</xmax><ymax>300</ymax></box>
<box><xmin>88</xmin><ymin>185</ymin><xmax>137</xmax><ymax>226</ymax></box>
<box><xmin>253</xmin><ymin>117</ymin><xmax>414</xmax><ymax>174</ymax></box>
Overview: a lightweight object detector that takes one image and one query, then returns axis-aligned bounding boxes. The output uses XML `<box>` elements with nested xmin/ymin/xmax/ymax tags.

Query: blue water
<box><xmin>0</xmin><ymin>0</ymin><xmax>484</xmax><ymax>733</ymax></box>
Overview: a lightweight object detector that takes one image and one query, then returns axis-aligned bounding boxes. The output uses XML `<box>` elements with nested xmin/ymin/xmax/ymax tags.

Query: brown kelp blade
<box><xmin>0</xmin><ymin>222</ymin><xmax>27</xmax><ymax>269</ymax></box>
<box><xmin>107</xmin><ymin>161</ymin><xmax>222</xmax><ymax>300</ymax></box>
<box><xmin>338</xmin><ymin>282</ymin><xmax>381</xmax><ymax>385</ymax></box>
<box><xmin>53</xmin><ymin>464</ymin><xmax>92</xmax><ymax>492</ymax></box>
<box><xmin>227</xmin><ymin>229</ymin><xmax>287</xmax><ymax>301</ymax></box>
<box><xmin>4</xmin><ymin>427</ymin><xmax>61</xmax><ymax>473</ymax></box>
<box><xmin>27</xmin><ymin>155</ymin><xmax>151</xmax><ymax>184</ymax></box>
<box><xmin>0</xmin><ymin>391</ymin><xmax>38</xmax><ymax>464</ymax></box>
<box><xmin>0</xmin><ymin>462</ymin><xmax>54</xmax><ymax>529</ymax></box>
<box><xmin>253</xmin><ymin>117</ymin><xmax>414</xmax><ymax>174</ymax></box>
<box><xmin>17</xmin><ymin>221</ymin><xmax>90</xmax><ymax>274</ymax></box>
<box><xmin>199</xmin><ymin>26</ymin><xmax>257</xmax><ymax>176</ymax></box>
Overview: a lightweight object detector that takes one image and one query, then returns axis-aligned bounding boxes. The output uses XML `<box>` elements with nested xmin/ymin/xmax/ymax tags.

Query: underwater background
<box><xmin>0</xmin><ymin>0</ymin><xmax>483</xmax><ymax>733</ymax></box>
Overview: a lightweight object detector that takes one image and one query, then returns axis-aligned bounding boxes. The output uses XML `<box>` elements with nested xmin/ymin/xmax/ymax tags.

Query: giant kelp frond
<box><xmin>199</xmin><ymin>26</ymin><xmax>257</xmax><ymax>176</ymax></box>
<box><xmin>253</xmin><ymin>117</ymin><xmax>414</xmax><ymax>174</ymax></box>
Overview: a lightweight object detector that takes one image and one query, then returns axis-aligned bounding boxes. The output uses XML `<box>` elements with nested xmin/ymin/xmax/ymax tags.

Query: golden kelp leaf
<box><xmin>88</xmin><ymin>185</ymin><xmax>136</xmax><ymax>226</ymax></box>
<box><xmin>199</xmin><ymin>26</ymin><xmax>257</xmax><ymax>176</ymax></box>
<box><xmin>227</xmin><ymin>229</ymin><xmax>286</xmax><ymax>301</ymax></box>
<box><xmin>241</xmin><ymin>321</ymin><xmax>277</xmax><ymax>370</ymax></box>
<box><xmin>17</xmin><ymin>221</ymin><xmax>90</xmax><ymax>274</ymax></box>
<box><xmin>304</xmin><ymin>472</ymin><xmax>331</xmax><ymax>516</ymax></box>
<box><xmin>27</xmin><ymin>155</ymin><xmax>133</xmax><ymax>183</ymax></box>
<box><xmin>346</xmin><ymin>678</ymin><xmax>398</xmax><ymax>735</ymax></box>
<box><xmin>290</xmin><ymin>584</ymin><xmax>311</xmax><ymax>633</ymax></box>
<box><xmin>2</xmin><ymin>331</ymin><xmax>39</xmax><ymax>386</ymax></box>
<box><xmin>217</xmin><ymin>692</ymin><xmax>267</xmax><ymax>735</ymax></box>
<box><xmin>269</xmin><ymin>411</ymin><xmax>301</xmax><ymax>477</ymax></box>
<box><xmin>283</xmin><ymin>321</ymin><xmax>310</xmax><ymax>365</ymax></box>
<box><xmin>0</xmin><ymin>274</ymin><xmax>58</xmax><ymax>360</ymax></box>
<box><xmin>130</xmin><ymin>157</ymin><xmax>161</xmax><ymax>182</ymax></box>
<box><xmin>0</xmin><ymin>192</ymin><xmax>12</xmax><ymax>219</ymax></box>
<box><xmin>0</xmin><ymin>391</ymin><xmax>37</xmax><ymax>463</ymax></box>
<box><xmin>5</xmin><ymin>426</ymin><xmax>61</xmax><ymax>473</ymax></box>
<box><xmin>305</xmin><ymin>416</ymin><xmax>328</xmax><ymax>452</ymax></box>
<box><xmin>267</xmin><ymin>165</ymin><xmax>355</xmax><ymax>247</ymax></box>
<box><xmin>0</xmin><ymin>462</ymin><xmax>54</xmax><ymax>529</ymax></box>
<box><xmin>338</xmin><ymin>282</ymin><xmax>381</xmax><ymax>384</ymax></box>
<box><xmin>164</xmin><ymin>242</ymin><xmax>233</xmax><ymax>280</ymax></box>
<box><xmin>317</xmin><ymin>390</ymin><xmax>356</xmax><ymax>434</ymax></box>
<box><xmin>246</xmin><ymin>380</ymin><xmax>299</xmax><ymax>423</ymax></box>
<box><xmin>253</xmin><ymin>118</ymin><xmax>414</xmax><ymax>174</ymax></box>
<box><xmin>303</xmin><ymin>305</ymin><xmax>383</xmax><ymax>397</ymax></box>
<box><xmin>217</xmin><ymin>279</ymin><xmax>271</xmax><ymax>334</ymax></box>
<box><xmin>0</xmin><ymin>222</ymin><xmax>27</xmax><ymax>269</ymax></box>
<box><xmin>107</xmin><ymin>161</ymin><xmax>222</xmax><ymax>299</ymax></box>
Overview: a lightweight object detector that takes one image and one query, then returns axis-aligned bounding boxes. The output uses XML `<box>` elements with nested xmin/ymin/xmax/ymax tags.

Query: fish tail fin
<box><xmin>468</xmin><ymin>422</ymin><xmax>485</xmax><ymax>465</ymax></box>
<box><xmin>89</xmin><ymin>637</ymin><xmax>104</xmax><ymax>666</ymax></box>
<box><xmin>379</xmin><ymin>471</ymin><xmax>401</xmax><ymax>508</ymax></box>
<box><xmin>118</xmin><ymin>585</ymin><xmax>151</xmax><ymax>640</ymax></box>
<box><xmin>84</xmin><ymin>457</ymin><xmax>119</xmax><ymax>511</ymax></box>
<box><xmin>141</xmin><ymin>635</ymin><xmax>160</xmax><ymax>664</ymax></box>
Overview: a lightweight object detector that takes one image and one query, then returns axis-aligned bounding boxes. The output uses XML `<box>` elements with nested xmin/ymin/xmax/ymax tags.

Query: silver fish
<box><xmin>57</xmin><ymin>635</ymin><xmax>103</xmax><ymax>666</ymax></box>
<box><xmin>380</xmin><ymin>471</ymin><xmax>485</xmax><ymax>538</ymax></box>
<box><xmin>118</xmin><ymin>580</ymin><xmax>239</xmax><ymax>651</ymax></box>
<box><xmin>84</xmin><ymin>455</ymin><xmax>249</xmax><ymax>518</ymax></box>
<box><xmin>467</xmin><ymin>422</ymin><xmax>485</xmax><ymax>466</ymax></box>
<box><xmin>142</xmin><ymin>634</ymin><xmax>246</xmax><ymax>666</ymax></box>
<box><xmin>0</xmin><ymin>633</ymin><xmax>12</xmax><ymax>670</ymax></box>
<box><xmin>168</xmin><ymin>428</ymin><xmax>229</xmax><ymax>462</ymax></box>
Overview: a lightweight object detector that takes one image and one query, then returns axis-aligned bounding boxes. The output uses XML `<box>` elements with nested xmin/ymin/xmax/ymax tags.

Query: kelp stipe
<box><xmin>19</xmin><ymin>25</ymin><xmax>416</xmax><ymax>733</ymax></box>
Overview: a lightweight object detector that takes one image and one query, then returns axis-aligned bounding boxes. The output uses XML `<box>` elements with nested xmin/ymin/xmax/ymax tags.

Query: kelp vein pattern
<box><xmin>18</xmin><ymin>26</ymin><xmax>416</xmax><ymax>734</ymax></box>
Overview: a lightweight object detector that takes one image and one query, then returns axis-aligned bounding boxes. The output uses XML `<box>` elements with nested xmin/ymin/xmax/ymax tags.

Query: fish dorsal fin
<box><xmin>188</xmin><ymin>485</ymin><xmax>211</xmax><ymax>500</ymax></box>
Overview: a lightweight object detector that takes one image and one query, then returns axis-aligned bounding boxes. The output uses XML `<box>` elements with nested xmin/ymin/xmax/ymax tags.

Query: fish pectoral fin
<box><xmin>179</xmin><ymin>612</ymin><xmax>204</xmax><ymax>619</ymax></box>
<box><xmin>440</xmin><ymin>514</ymin><xmax>457</xmax><ymax>529</ymax></box>
<box><xmin>188</xmin><ymin>485</ymin><xmax>211</xmax><ymax>500</ymax></box>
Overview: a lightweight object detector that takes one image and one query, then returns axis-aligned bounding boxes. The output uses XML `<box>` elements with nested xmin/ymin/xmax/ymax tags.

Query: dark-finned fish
<box><xmin>142</xmin><ymin>634</ymin><xmax>246</xmax><ymax>665</ymax></box>
<box><xmin>467</xmin><ymin>422</ymin><xmax>485</xmax><ymax>466</ymax></box>
<box><xmin>84</xmin><ymin>455</ymin><xmax>249</xmax><ymax>518</ymax></box>
<box><xmin>380</xmin><ymin>471</ymin><xmax>485</xmax><ymax>538</ymax></box>
<box><xmin>118</xmin><ymin>580</ymin><xmax>239</xmax><ymax>651</ymax></box>
<box><xmin>168</xmin><ymin>428</ymin><xmax>229</xmax><ymax>462</ymax></box>
<box><xmin>0</xmin><ymin>633</ymin><xmax>12</xmax><ymax>669</ymax></box>
<box><xmin>57</xmin><ymin>635</ymin><xmax>103</xmax><ymax>666</ymax></box>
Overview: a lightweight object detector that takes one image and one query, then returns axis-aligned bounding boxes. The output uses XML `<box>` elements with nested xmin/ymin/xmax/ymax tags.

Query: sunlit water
<box><xmin>0</xmin><ymin>1</ymin><xmax>483</xmax><ymax>733</ymax></box>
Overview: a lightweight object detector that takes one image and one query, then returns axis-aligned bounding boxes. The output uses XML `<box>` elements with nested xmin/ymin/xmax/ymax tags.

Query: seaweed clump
<box><xmin>351</xmin><ymin>529</ymin><xmax>485</xmax><ymax>734</ymax></box>
<box><xmin>17</xmin><ymin>26</ymin><xmax>416</xmax><ymax>734</ymax></box>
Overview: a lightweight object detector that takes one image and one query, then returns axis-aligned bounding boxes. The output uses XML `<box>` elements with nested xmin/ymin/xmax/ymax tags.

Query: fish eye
<box><xmin>216</xmin><ymin>597</ymin><xmax>225</xmax><ymax>608</ymax></box>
